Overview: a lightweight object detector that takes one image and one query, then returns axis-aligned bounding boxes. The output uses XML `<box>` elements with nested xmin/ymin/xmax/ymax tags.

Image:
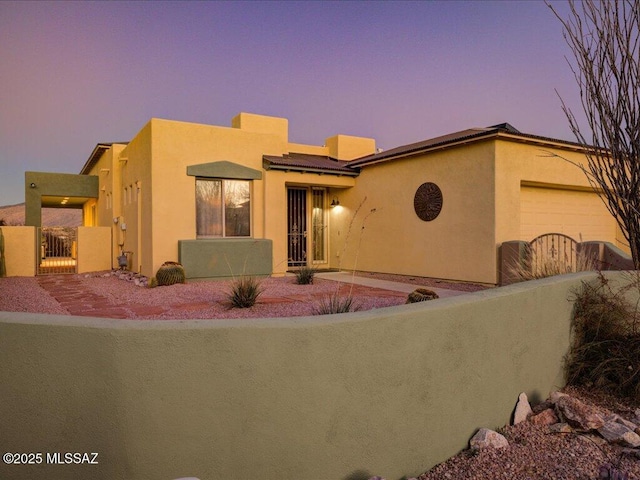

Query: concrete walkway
<box><xmin>315</xmin><ymin>271</ymin><xmax>468</xmax><ymax>299</ymax></box>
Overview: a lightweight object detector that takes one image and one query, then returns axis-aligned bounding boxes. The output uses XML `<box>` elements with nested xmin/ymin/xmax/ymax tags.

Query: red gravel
<box><xmin>0</xmin><ymin>272</ymin><xmax>411</xmax><ymax>319</ymax></box>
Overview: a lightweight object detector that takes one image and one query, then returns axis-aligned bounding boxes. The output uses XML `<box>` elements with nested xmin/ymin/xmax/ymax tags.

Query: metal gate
<box><xmin>288</xmin><ymin>188</ymin><xmax>307</xmax><ymax>267</ymax></box>
<box><xmin>37</xmin><ymin>227</ymin><xmax>78</xmax><ymax>275</ymax></box>
<box><xmin>529</xmin><ymin>233</ymin><xmax>578</xmax><ymax>276</ymax></box>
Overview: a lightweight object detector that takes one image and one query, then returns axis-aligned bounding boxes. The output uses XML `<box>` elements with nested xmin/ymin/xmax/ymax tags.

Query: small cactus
<box><xmin>155</xmin><ymin>261</ymin><xmax>186</xmax><ymax>286</ymax></box>
<box><xmin>406</xmin><ymin>288</ymin><xmax>439</xmax><ymax>303</ymax></box>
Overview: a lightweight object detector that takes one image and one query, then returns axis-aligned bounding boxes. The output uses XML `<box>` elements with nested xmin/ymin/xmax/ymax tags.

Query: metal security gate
<box><xmin>288</xmin><ymin>188</ymin><xmax>307</xmax><ymax>267</ymax></box>
<box><xmin>37</xmin><ymin>227</ymin><xmax>78</xmax><ymax>275</ymax></box>
<box><xmin>529</xmin><ymin>233</ymin><xmax>578</xmax><ymax>276</ymax></box>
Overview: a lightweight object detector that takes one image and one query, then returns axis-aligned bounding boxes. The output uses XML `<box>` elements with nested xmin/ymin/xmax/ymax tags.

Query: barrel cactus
<box><xmin>155</xmin><ymin>261</ymin><xmax>186</xmax><ymax>286</ymax></box>
<box><xmin>406</xmin><ymin>288</ymin><xmax>439</xmax><ymax>303</ymax></box>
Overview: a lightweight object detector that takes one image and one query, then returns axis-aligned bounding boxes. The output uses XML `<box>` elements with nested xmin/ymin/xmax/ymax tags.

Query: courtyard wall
<box><xmin>0</xmin><ymin>271</ymin><xmax>615</xmax><ymax>480</ymax></box>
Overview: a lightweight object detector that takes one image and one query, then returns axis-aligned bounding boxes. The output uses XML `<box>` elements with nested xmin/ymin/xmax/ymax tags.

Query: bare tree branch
<box><xmin>548</xmin><ymin>0</ymin><xmax>640</xmax><ymax>268</ymax></box>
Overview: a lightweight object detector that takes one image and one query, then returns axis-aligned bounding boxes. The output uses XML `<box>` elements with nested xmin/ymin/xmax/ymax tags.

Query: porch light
<box><xmin>330</xmin><ymin>197</ymin><xmax>340</xmax><ymax>207</ymax></box>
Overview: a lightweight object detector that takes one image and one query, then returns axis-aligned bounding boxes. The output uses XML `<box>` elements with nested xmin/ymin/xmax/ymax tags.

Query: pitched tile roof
<box><xmin>263</xmin><ymin>153</ymin><xmax>359</xmax><ymax>176</ymax></box>
<box><xmin>350</xmin><ymin>123</ymin><xmax>585</xmax><ymax>168</ymax></box>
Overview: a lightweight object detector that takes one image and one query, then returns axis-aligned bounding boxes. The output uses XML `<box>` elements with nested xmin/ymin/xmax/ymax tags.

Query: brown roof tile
<box><xmin>350</xmin><ymin>123</ymin><xmax>585</xmax><ymax>168</ymax></box>
<box><xmin>263</xmin><ymin>153</ymin><xmax>359</xmax><ymax>176</ymax></box>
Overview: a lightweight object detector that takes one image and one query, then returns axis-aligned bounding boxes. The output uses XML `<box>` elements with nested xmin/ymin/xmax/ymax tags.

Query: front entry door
<box><xmin>288</xmin><ymin>188</ymin><xmax>307</xmax><ymax>267</ymax></box>
<box><xmin>287</xmin><ymin>187</ymin><xmax>327</xmax><ymax>268</ymax></box>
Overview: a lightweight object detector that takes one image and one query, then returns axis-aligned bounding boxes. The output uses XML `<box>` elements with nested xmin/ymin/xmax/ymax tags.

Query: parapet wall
<box><xmin>0</xmin><ymin>272</ymin><xmax>610</xmax><ymax>480</ymax></box>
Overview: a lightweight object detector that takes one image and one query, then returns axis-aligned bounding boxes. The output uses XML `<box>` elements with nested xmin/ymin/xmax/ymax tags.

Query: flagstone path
<box><xmin>36</xmin><ymin>274</ymin><xmax>411</xmax><ymax>319</ymax></box>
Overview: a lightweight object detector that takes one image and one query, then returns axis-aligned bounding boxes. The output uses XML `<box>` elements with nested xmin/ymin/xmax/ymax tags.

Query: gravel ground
<box><xmin>0</xmin><ymin>272</ymin><xmax>413</xmax><ymax>319</ymax></box>
<box><xmin>0</xmin><ymin>277</ymin><xmax>68</xmax><ymax>314</ymax></box>
<box><xmin>417</xmin><ymin>385</ymin><xmax>640</xmax><ymax>480</ymax></box>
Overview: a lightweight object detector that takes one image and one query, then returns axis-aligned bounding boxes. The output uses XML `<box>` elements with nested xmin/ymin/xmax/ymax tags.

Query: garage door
<box><xmin>520</xmin><ymin>186</ymin><xmax>616</xmax><ymax>243</ymax></box>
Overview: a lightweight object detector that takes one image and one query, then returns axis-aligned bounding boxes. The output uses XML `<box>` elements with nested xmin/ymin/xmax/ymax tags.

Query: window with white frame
<box><xmin>196</xmin><ymin>178</ymin><xmax>251</xmax><ymax>237</ymax></box>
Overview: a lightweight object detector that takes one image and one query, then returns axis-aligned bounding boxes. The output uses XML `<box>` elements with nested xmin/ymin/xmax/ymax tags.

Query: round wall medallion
<box><xmin>414</xmin><ymin>182</ymin><xmax>443</xmax><ymax>221</ymax></box>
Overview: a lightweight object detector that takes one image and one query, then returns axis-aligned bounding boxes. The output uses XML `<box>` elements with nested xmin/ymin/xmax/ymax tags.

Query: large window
<box><xmin>196</xmin><ymin>179</ymin><xmax>251</xmax><ymax>237</ymax></box>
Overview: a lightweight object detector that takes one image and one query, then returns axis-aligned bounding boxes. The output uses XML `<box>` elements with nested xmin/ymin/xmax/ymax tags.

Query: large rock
<box><xmin>530</xmin><ymin>408</ymin><xmax>559</xmax><ymax>427</ymax></box>
<box><xmin>555</xmin><ymin>395</ymin><xmax>605</xmax><ymax>431</ymax></box>
<box><xmin>469</xmin><ymin>428</ymin><xmax>509</xmax><ymax>449</ymax></box>
<box><xmin>598</xmin><ymin>421</ymin><xmax>640</xmax><ymax>448</ymax></box>
<box><xmin>513</xmin><ymin>392</ymin><xmax>533</xmax><ymax>425</ymax></box>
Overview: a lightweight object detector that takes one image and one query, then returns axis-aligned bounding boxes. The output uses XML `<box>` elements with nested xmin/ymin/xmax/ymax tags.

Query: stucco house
<box><xmin>22</xmin><ymin>112</ymin><xmax>627</xmax><ymax>285</ymax></box>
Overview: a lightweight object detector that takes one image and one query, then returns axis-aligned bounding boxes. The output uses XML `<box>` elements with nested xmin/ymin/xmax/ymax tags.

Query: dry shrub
<box><xmin>565</xmin><ymin>272</ymin><xmax>640</xmax><ymax>401</ymax></box>
<box><xmin>313</xmin><ymin>291</ymin><xmax>360</xmax><ymax>315</ymax></box>
<box><xmin>510</xmin><ymin>248</ymin><xmax>597</xmax><ymax>282</ymax></box>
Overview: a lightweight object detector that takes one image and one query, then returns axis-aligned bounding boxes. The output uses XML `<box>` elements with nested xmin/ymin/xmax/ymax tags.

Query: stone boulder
<box><xmin>598</xmin><ymin>421</ymin><xmax>640</xmax><ymax>448</ymax></box>
<box><xmin>469</xmin><ymin>428</ymin><xmax>509</xmax><ymax>449</ymax></box>
<box><xmin>530</xmin><ymin>408</ymin><xmax>559</xmax><ymax>427</ymax></box>
<box><xmin>513</xmin><ymin>392</ymin><xmax>533</xmax><ymax>425</ymax></box>
<box><xmin>554</xmin><ymin>394</ymin><xmax>605</xmax><ymax>431</ymax></box>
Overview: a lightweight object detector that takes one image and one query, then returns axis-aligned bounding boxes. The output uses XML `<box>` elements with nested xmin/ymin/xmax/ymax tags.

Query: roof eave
<box><xmin>352</xmin><ymin>130</ymin><xmax>594</xmax><ymax>168</ymax></box>
<box><xmin>263</xmin><ymin>163</ymin><xmax>359</xmax><ymax>177</ymax></box>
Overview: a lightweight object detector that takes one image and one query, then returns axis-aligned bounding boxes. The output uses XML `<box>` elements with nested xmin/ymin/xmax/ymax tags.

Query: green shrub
<box><xmin>294</xmin><ymin>265</ymin><xmax>316</xmax><ymax>285</ymax></box>
<box><xmin>155</xmin><ymin>261</ymin><xmax>186</xmax><ymax>286</ymax></box>
<box><xmin>313</xmin><ymin>292</ymin><xmax>360</xmax><ymax>315</ymax></box>
<box><xmin>565</xmin><ymin>272</ymin><xmax>640</xmax><ymax>400</ymax></box>
<box><xmin>227</xmin><ymin>276</ymin><xmax>263</xmax><ymax>308</ymax></box>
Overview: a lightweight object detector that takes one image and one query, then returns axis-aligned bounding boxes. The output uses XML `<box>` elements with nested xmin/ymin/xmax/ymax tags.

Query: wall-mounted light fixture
<box><xmin>330</xmin><ymin>196</ymin><xmax>340</xmax><ymax>207</ymax></box>
<box><xmin>30</xmin><ymin>183</ymin><xmax>36</xmax><ymax>188</ymax></box>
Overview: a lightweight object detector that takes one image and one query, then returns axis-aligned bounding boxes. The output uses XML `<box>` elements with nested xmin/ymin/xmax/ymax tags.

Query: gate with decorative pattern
<box><xmin>37</xmin><ymin>227</ymin><xmax>78</xmax><ymax>274</ymax></box>
<box><xmin>529</xmin><ymin>233</ymin><xmax>578</xmax><ymax>276</ymax></box>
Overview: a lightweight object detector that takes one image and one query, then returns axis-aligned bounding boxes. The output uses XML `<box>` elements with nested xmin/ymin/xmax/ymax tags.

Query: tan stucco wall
<box><xmin>1</xmin><ymin>226</ymin><xmax>35</xmax><ymax>277</ymax></box>
<box><xmin>231</xmin><ymin>112</ymin><xmax>288</xmax><ymax>142</ymax></box>
<box><xmin>1</xmin><ymin>271</ymin><xmax>605</xmax><ymax>480</ymax></box>
<box><xmin>494</xmin><ymin>139</ymin><xmax>627</xmax><ymax>253</ymax></box>
<box><xmin>84</xmin><ymin>144</ymin><xmax>127</xmax><ymax>267</ymax></box>
<box><xmin>326</xmin><ymin>134</ymin><xmax>376</xmax><ymax>160</ymax></box>
<box><xmin>333</xmin><ymin>141</ymin><xmax>497</xmax><ymax>284</ymax></box>
<box><xmin>114</xmin><ymin>115</ymin><xmax>369</xmax><ymax>278</ymax></box>
<box><xmin>114</xmin><ymin>123</ymin><xmax>153</xmax><ymax>275</ymax></box>
<box><xmin>77</xmin><ymin>227</ymin><xmax>112</xmax><ymax>273</ymax></box>
<box><xmin>145</xmin><ymin>118</ymin><xmax>286</xmax><ymax>278</ymax></box>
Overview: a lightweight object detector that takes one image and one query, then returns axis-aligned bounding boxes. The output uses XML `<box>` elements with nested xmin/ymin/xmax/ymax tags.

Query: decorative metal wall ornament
<box><xmin>414</xmin><ymin>182</ymin><xmax>443</xmax><ymax>221</ymax></box>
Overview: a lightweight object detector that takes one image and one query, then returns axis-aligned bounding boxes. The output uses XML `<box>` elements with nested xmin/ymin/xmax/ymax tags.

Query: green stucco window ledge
<box><xmin>178</xmin><ymin>238</ymin><xmax>272</xmax><ymax>280</ymax></box>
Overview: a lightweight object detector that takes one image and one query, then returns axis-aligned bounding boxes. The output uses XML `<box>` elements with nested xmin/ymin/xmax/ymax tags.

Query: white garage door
<box><xmin>520</xmin><ymin>186</ymin><xmax>617</xmax><ymax>243</ymax></box>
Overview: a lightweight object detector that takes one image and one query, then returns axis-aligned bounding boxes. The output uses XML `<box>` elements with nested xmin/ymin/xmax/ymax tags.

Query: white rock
<box><xmin>513</xmin><ymin>392</ymin><xmax>533</xmax><ymax>425</ymax></box>
<box><xmin>470</xmin><ymin>428</ymin><xmax>509</xmax><ymax>449</ymax></box>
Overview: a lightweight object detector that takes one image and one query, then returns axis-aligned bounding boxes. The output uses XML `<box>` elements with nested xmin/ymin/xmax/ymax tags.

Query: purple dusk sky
<box><xmin>0</xmin><ymin>0</ymin><xmax>580</xmax><ymax>207</ymax></box>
